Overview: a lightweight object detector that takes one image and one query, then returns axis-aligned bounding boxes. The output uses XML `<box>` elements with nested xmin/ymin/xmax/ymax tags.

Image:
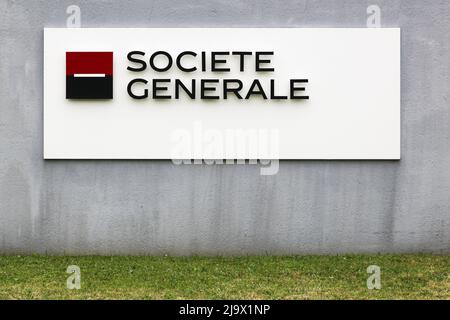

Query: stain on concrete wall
<box><xmin>0</xmin><ymin>0</ymin><xmax>449</xmax><ymax>254</ymax></box>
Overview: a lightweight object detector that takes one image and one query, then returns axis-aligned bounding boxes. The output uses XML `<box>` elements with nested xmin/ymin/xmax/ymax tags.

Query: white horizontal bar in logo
<box><xmin>73</xmin><ymin>74</ymin><xmax>106</xmax><ymax>77</ymax></box>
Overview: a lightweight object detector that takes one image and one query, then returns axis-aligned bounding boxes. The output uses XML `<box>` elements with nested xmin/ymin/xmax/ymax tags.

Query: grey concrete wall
<box><xmin>0</xmin><ymin>0</ymin><xmax>449</xmax><ymax>255</ymax></box>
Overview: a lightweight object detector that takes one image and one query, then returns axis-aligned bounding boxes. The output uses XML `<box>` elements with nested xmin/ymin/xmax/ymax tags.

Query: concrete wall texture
<box><xmin>0</xmin><ymin>0</ymin><xmax>449</xmax><ymax>255</ymax></box>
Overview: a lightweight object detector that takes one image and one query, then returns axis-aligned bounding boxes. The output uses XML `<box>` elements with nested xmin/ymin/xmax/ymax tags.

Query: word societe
<box><xmin>126</xmin><ymin>50</ymin><xmax>309</xmax><ymax>100</ymax></box>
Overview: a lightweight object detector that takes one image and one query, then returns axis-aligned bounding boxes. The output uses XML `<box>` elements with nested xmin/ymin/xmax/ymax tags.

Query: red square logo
<box><xmin>66</xmin><ymin>52</ymin><xmax>113</xmax><ymax>99</ymax></box>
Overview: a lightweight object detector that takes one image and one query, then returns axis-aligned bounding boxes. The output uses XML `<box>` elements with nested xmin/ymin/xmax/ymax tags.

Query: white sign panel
<box><xmin>44</xmin><ymin>28</ymin><xmax>400</xmax><ymax>159</ymax></box>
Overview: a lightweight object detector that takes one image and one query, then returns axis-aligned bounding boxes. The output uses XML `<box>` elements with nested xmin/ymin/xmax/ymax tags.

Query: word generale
<box><xmin>126</xmin><ymin>50</ymin><xmax>309</xmax><ymax>100</ymax></box>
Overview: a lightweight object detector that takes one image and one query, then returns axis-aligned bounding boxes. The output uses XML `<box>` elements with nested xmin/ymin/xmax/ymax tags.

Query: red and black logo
<box><xmin>66</xmin><ymin>52</ymin><xmax>113</xmax><ymax>99</ymax></box>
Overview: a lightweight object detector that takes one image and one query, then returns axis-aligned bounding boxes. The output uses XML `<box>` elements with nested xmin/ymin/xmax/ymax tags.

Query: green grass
<box><xmin>0</xmin><ymin>255</ymin><xmax>448</xmax><ymax>299</ymax></box>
